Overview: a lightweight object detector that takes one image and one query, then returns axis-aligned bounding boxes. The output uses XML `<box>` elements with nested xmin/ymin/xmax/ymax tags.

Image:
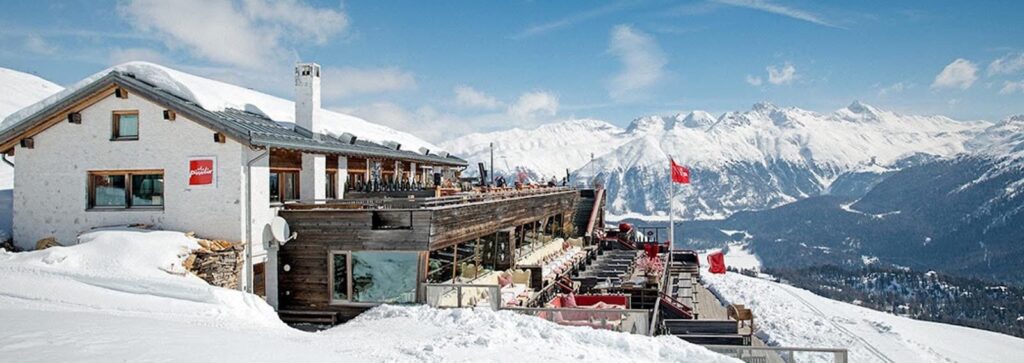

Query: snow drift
<box><xmin>0</xmin><ymin>229</ymin><xmax>735</xmax><ymax>362</ymax></box>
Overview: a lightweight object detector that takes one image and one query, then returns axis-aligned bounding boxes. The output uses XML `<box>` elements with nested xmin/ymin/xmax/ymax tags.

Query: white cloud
<box><xmin>118</xmin><ymin>0</ymin><xmax>347</xmax><ymax>70</ymax></box>
<box><xmin>321</xmin><ymin>66</ymin><xmax>416</xmax><ymax>98</ymax></box>
<box><xmin>999</xmin><ymin>80</ymin><xmax>1024</xmax><ymax>95</ymax></box>
<box><xmin>745</xmin><ymin>75</ymin><xmax>763</xmax><ymax>86</ymax></box>
<box><xmin>23</xmin><ymin>35</ymin><xmax>57</xmax><ymax>55</ymax></box>
<box><xmin>877</xmin><ymin>81</ymin><xmax>911</xmax><ymax>96</ymax></box>
<box><xmin>607</xmin><ymin>24</ymin><xmax>667</xmax><ymax>101</ymax></box>
<box><xmin>931</xmin><ymin>58</ymin><xmax>978</xmax><ymax>90</ymax></box>
<box><xmin>512</xmin><ymin>2</ymin><xmax>629</xmax><ymax>39</ymax></box>
<box><xmin>336</xmin><ymin>102</ymin><xmax>519</xmax><ymax>143</ymax></box>
<box><xmin>337</xmin><ymin>90</ymin><xmax>563</xmax><ymax>142</ymax></box>
<box><xmin>988</xmin><ymin>52</ymin><xmax>1024</xmax><ymax>77</ymax></box>
<box><xmin>454</xmin><ymin>85</ymin><xmax>503</xmax><ymax>109</ymax></box>
<box><xmin>240</xmin><ymin>0</ymin><xmax>348</xmax><ymax>45</ymax></box>
<box><xmin>766</xmin><ymin>62</ymin><xmax>797</xmax><ymax>85</ymax></box>
<box><xmin>508</xmin><ymin>91</ymin><xmax>559</xmax><ymax>118</ymax></box>
<box><xmin>713</xmin><ymin>0</ymin><xmax>841</xmax><ymax>28</ymax></box>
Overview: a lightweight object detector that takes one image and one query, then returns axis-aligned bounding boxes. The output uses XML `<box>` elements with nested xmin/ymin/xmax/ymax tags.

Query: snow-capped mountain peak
<box><xmin>440</xmin><ymin>118</ymin><xmax>627</xmax><ymax>180</ymax></box>
<box><xmin>626</xmin><ymin>115</ymin><xmax>674</xmax><ymax>133</ymax></box>
<box><xmin>446</xmin><ymin>102</ymin><xmax>995</xmax><ymax>220</ymax></box>
<box><xmin>679</xmin><ymin>110</ymin><xmax>717</xmax><ymax>129</ymax></box>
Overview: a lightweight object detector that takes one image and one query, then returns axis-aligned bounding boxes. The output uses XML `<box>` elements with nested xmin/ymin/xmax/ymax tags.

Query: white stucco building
<box><xmin>0</xmin><ymin>63</ymin><xmax>466</xmax><ymax>295</ymax></box>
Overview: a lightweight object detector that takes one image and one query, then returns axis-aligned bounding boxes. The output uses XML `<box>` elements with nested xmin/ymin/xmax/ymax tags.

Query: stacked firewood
<box><xmin>184</xmin><ymin>238</ymin><xmax>243</xmax><ymax>289</ymax></box>
<box><xmin>0</xmin><ymin>239</ymin><xmax>20</xmax><ymax>252</ymax></box>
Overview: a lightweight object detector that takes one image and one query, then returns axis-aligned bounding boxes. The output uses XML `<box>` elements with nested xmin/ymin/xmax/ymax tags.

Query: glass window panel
<box><xmin>117</xmin><ymin>114</ymin><xmax>138</xmax><ymax>138</ymax></box>
<box><xmin>351</xmin><ymin>251</ymin><xmax>418</xmax><ymax>303</ymax></box>
<box><xmin>93</xmin><ymin>174</ymin><xmax>126</xmax><ymax>207</ymax></box>
<box><xmin>332</xmin><ymin>253</ymin><xmax>349</xmax><ymax>301</ymax></box>
<box><xmin>283</xmin><ymin>172</ymin><xmax>298</xmax><ymax>201</ymax></box>
<box><xmin>131</xmin><ymin>174</ymin><xmax>163</xmax><ymax>206</ymax></box>
<box><xmin>269</xmin><ymin>173</ymin><xmax>280</xmax><ymax>202</ymax></box>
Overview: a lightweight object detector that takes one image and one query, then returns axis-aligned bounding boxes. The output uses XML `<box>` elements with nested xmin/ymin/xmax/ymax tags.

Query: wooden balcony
<box><xmin>278</xmin><ymin>187</ymin><xmax>581</xmax><ymax>251</ymax></box>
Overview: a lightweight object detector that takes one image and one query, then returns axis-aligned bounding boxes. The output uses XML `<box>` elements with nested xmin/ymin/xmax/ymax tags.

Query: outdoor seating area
<box><xmin>577</xmin><ymin>249</ymin><xmax>643</xmax><ymax>289</ymax></box>
<box><xmin>518</xmin><ymin>238</ymin><xmax>588</xmax><ymax>283</ymax></box>
<box><xmin>538</xmin><ymin>293</ymin><xmax>630</xmax><ymax>329</ymax></box>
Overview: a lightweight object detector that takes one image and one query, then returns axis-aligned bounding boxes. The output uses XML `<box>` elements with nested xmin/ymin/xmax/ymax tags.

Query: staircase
<box><xmin>573</xmin><ymin>189</ymin><xmax>596</xmax><ymax>235</ymax></box>
<box><xmin>278</xmin><ymin>310</ymin><xmax>339</xmax><ymax>325</ymax></box>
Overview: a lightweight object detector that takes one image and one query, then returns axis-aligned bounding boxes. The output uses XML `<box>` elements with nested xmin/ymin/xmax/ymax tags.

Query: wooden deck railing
<box><xmin>284</xmin><ymin>187</ymin><xmax>577</xmax><ymax>211</ymax></box>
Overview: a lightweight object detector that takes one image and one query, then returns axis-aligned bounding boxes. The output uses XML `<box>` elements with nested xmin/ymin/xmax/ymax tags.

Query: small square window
<box><xmin>112</xmin><ymin>111</ymin><xmax>139</xmax><ymax>140</ymax></box>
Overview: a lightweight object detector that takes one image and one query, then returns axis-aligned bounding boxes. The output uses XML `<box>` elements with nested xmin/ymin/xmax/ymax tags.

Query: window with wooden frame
<box><xmin>111</xmin><ymin>111</ymin><xmax>139</xmax><ymax>141</ymax></box>
<box><xmin>88</xmin><ymin>170</ymin><xmax>164</xmax><ymax>209</ymax></box>
<box><xmin>329</xmin><ymin>250</ymin><xmax>420</xmax><ymax>304</ymax></box>
<box><xmin>269</xmin><ymin>169</ymin><xmax>300</xmax><ymax>203</ymax></box>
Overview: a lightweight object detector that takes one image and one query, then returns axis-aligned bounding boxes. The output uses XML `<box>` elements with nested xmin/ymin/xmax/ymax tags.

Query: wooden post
<box><xmin>451</xmin><ymin>244</ymin><xmax>459</xmax><ymax>282</ymax></box>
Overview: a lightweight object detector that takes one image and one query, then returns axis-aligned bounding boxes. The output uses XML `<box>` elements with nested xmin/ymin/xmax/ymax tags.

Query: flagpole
<box><xmin>668</xmin><ymin>159</ymin><xmax>674</xmax><ymax>253</ymax></box>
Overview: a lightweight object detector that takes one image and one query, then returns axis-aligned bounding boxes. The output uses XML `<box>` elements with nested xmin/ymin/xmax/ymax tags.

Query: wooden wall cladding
<box><xmin>275</xmin><ymin>190</ymin><xmax>580</xmax><ymax>316</ymax></box>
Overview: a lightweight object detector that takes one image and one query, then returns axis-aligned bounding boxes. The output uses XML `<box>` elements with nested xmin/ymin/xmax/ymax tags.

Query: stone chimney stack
<box><xmin>294</xmin><ymin>63</ymin><xmax>321</xmax><ymax>132</ymax></box>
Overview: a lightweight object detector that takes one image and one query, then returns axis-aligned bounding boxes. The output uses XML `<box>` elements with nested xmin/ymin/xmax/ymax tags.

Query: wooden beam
<box><xmin>67</xmin><ymin>112</ymin><xmax>82</xmax><ymax>124</ymax></box>
<box><xmin>0</xmin><ymin>84</ymin><xmax>117</xmax><ymax>152</ymax></box>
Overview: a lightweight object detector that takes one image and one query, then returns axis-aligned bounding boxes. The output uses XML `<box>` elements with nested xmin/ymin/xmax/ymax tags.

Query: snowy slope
<box><xmin>1</xmin><ymin>61</ymin><xmax>443</xmax><ymax>155</ymax></box>
<box><xmin>0</xmin><ymin>67</ymin><xmax>64</xmax><ymax>240</ymax></box>
<box><xmin>447</xmin><ymin>102</ymin><xmax>991</xmax><ymax>220</ymax></box>
<box><xmin>703</xmin><ymin>271</ymin><xmax>1024</xmax><ymax>363</ymax></box>
<box><xmin>441</xmin><ymin>119</ymin><xmax>628</xmax><ymax>180</ymax></box>
<box><xmin>0</xmin><ymin>67</ymin><xmax>63</xmax><ymax>124</ymax></box>
<box><xmin>0</xmin><ymin>229</ymin><xmax>736</xmax><ymax>362</ymax></box>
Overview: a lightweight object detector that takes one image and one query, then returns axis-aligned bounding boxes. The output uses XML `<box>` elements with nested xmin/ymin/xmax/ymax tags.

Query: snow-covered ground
<box><xmin>0</xmin><ymin>229</ymin><xmax>736</xmax><ymax>362</ymax></box>
<box><xmin>703</xmin><ymin>270</ymin><xmax>1024</xmax><ymax>363</ymax></box>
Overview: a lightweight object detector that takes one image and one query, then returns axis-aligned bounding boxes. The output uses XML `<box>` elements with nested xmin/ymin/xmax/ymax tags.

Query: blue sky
<box><xmin>1</xmin><ymin>0</ymin><xmax>1022</xmax><ymax>142</ymax></box>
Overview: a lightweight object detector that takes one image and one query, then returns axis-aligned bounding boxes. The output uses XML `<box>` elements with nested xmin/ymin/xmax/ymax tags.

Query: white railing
<box><xmin>703</xmin><ymin>345</ymin><xmax>849</xmax><ymax>363</ymax></box>
<box><xmin>504</xmin><ymin>307</ymin><xmax>651</xmax><ymax>335</ymax></box>
<box><xmin>423</xmin><ymin>283</ymin><xmax>502</xmax><ymax>310</ymax></box>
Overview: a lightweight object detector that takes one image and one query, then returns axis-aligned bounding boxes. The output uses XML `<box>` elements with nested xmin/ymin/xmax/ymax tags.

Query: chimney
<box><xmin>294</xmin><ymin>63</ymin><xmax>321</xmax><ymax>133</ymax></box>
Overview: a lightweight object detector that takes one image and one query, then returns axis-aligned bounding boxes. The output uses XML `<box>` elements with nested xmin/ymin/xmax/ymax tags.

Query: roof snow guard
<box><xmin>0</xmin><ymin>71</ymin><xmax>466</xmax><ymax>167</ymax></box>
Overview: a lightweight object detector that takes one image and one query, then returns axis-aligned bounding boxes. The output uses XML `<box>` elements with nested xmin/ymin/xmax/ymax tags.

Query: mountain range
<box><xmin>446</xmin><ymin>103</ymin><xmax>1024</xmax><ymax>284</ymax></box>
<box><xmin>444</xmin><ymin>101</ymin><xmax>992</xmax><ymax>220</ymax></box>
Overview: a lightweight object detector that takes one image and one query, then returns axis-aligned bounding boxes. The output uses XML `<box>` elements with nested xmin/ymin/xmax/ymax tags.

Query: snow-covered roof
<box><xmin>0</xmin><ymin>62</ymin><xmax>464</xmax><ymax>166</ymax></box>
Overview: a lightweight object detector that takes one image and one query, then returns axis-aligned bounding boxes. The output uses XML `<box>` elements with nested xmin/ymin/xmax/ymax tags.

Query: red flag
<box><xmin>670</xmin><ymin>159</ymin><xmax>690</xmax><ymax>184</ymax></box>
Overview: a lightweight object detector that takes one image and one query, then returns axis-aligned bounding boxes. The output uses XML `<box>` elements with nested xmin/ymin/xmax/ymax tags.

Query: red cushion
<box><xmin>562</xmin><ymin>293</ymin><xmax>578</xmax><ymax>308</ymax></box>
<box><xmin>574</xmin><ymin>294</ymin><xmax>628</xmax><ymax>307</ymax></box>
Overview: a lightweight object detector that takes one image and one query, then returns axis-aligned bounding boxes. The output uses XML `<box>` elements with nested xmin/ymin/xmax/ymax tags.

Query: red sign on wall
<box><xmin>188</xmin><ymin>157</ymin><xmax>216</xmax><ymax>187</ymax></box>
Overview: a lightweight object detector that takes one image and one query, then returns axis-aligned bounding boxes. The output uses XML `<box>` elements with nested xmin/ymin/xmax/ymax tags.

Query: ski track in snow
<box><xmin>775</xmin><ymin>283</ymin><xmax>894</xmax><ymax>363</ymax></box>
<box><xmin>703</xmin><ymin>270</ymin><xmax>1024</xmax><ymax>363</ymax></box>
